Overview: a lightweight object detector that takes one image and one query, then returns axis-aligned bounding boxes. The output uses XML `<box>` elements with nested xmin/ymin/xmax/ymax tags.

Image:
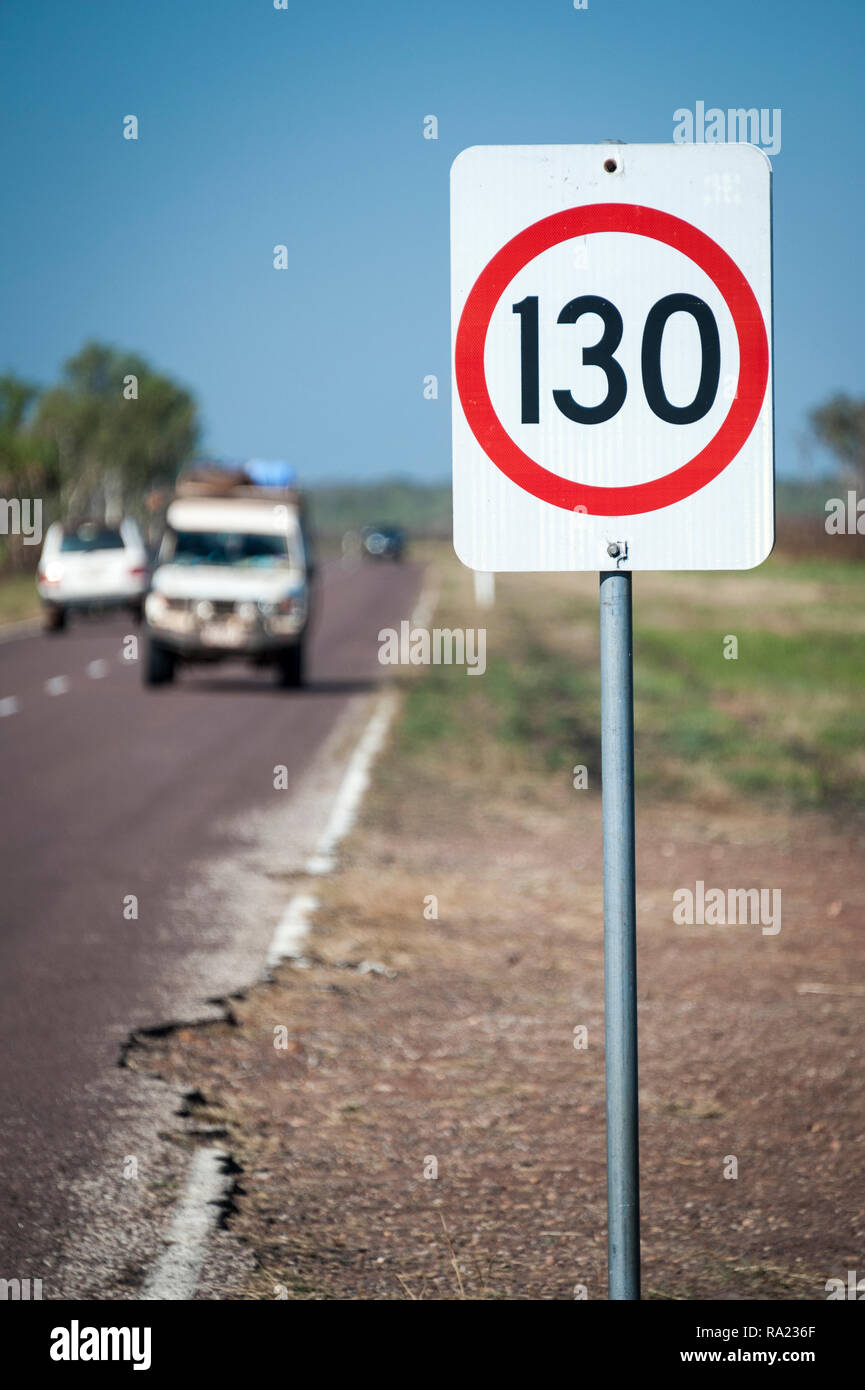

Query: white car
<box><xmin>144</xmin><ymin>494</ymin><xmax>312</xmax><ymax>687</ymax></box>
<box><xmin>36</xmin><ymin>519</ymin><xmax>150</xmax><ymax>632</ymax></box>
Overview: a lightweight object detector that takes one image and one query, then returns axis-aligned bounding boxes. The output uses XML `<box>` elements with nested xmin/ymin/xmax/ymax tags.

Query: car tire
<box><xmin>144</xmin><ymin>637</ymin><xmax>176</xmax><ymax>686</ymax></box>
<box><xmin>275</xmin><ymin>642</ymin><xmax>304</xmax><ymax>689</ymax></box>
<box><xmin>44</xmin><ymin>606</ymin><xmax>67</xmax><ymax>634</ymax></box>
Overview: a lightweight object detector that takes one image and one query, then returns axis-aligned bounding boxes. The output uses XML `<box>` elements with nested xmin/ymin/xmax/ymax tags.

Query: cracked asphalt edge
<box><xmin>126</xmin><ymin>580</ymin><xmax>437</xmax><ymax>1302</ymax></box>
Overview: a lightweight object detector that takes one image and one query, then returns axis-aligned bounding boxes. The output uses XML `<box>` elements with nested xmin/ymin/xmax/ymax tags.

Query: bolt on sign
<box><xmin>450</xmin><ymin>144</ymin><xmax>773</xmax><ymax>571</ymax></box>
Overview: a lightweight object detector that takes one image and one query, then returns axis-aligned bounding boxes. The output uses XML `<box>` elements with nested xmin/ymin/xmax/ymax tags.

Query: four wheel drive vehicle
<box><xmin>143</xmin><ymin>481</ymin><xmax>314</xmax><ymax>688</ymax></box>
<box><xmin>36</xmin><ymin>519</ymin><xmax>149</xmax><ymax>632</ymax></box>
<box><xmin>361</xmin><ymin>524</ymin><xmax>405</xmax><ymax>561</ymax></box>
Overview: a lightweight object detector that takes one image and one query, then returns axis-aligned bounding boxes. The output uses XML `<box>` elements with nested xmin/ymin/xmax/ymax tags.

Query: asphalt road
<box><xmin>0</xmin><ymin>557</ymin><xmax>421</xmax><ymax>1294</ymax></box>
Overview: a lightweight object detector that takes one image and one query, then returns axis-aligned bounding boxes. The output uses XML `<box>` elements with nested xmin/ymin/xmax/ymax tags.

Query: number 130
<box><xmin>512</xmin><ymin>293</ymin><xmax>721</xmax><ymax>427</ymax></box>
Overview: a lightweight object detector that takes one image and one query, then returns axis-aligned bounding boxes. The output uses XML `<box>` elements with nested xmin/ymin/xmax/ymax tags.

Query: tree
<box><xmin>34</xmin><ymin>342</ymin><xmax>199</xmax><ymax>516</ymax></box>
<box><xmin>810</xmin><ymin>394</ymin><xmax>865</xmax><ymax>488</ymax></box>
<box><xmin>0</xmin><ymin>374</ymin><xmax>58</xmax><ymax>570</ymax></box>
<box><xmin>0</xmin><ymin>374</ymin><xmax>53</xmax><ymax>489</ymax></box>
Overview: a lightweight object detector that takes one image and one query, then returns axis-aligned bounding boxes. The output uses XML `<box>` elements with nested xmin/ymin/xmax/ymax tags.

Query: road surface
<box><xmin>0</xmin><ymin>557</ymin><xmax>421</xmax><ymax>1296</ymax></box>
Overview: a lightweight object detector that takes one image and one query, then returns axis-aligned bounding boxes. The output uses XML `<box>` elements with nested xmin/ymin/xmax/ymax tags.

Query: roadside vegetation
<box><xmin>0</xmin><ymin>344</ymin><xmax>199</xmax><ymax>582</ymax></box>
<box><xmin>308</xmin><ymin>480</ymin><xmax>452</xmax><ymax>540</ymax></box>
<box><xmin>0</xmin><ymin>573</ymin><xmax>41</xmax><ymax>625</ymax></box>
<box><xmin>397</xmin><ymin>544</ymin><xmax>865</xmax><ymax>815</ymax></box>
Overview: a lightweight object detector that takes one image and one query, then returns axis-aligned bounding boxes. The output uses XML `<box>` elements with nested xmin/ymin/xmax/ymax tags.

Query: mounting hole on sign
<box><xmin>604</xmin><ymin>158</ymin><xmax>618</xmax><ymax>173</ymax></box>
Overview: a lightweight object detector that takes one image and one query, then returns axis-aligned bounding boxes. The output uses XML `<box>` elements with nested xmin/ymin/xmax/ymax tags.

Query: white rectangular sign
<box><xmin>450</xmin><ymin>144</ymin><xmax>773</xmax><ymax>571</ymax></box>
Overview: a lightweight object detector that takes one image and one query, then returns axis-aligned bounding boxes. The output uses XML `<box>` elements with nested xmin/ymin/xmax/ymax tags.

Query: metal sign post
<box><xmin>599</xmin><ymin>567</ymin><xmax>640</xmax><ymax>1300</ymax></box>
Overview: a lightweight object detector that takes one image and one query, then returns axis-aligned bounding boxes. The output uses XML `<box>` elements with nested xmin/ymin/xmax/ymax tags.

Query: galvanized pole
<box><xmin>599</xmin><ymin>566</ymin><xmax>640</xmax><ymax>1300</ymax></box>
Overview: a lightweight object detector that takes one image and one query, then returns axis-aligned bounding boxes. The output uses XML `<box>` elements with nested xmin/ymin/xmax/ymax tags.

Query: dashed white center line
<box><xmin>2</xmin><ymin>656</ymin><xmax>117</xmax><ymax>715</ymax></box>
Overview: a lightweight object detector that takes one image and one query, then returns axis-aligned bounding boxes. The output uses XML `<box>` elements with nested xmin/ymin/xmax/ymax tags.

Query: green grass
<box><xmin>394</xmin><ymin>546</ymin><xmax>865</xmax><ymax>814</ymax></box>
<box><xmin>762</xmin><ymin>551</ymin><xmax>865</xmax><ymax>585</ymax></box>
<box><xmin>636</xmin><ymin>625</ymin><xmax>865</xmax><ymax>693</ymax></box>
<box><xmin>0</xmin><ymin>573</ymin><xmax>41</xmax><ymax>625</ymax></box>
<box><xmin>632</xmin><ymin>621</ymin><xmax>865</xmax><ymax>806</ymax></box>
<box><xmin>395</xmin><ymin>602</ymin><xmax>600</xmax><ymax>781</ymax></box>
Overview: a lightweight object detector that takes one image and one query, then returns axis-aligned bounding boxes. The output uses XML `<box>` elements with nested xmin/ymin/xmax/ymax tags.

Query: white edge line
<box><xmin>267</xmin><ymin>891</ymin><xmax>319</xmax><ymax>968</ymax></box>
<box><xmin>139</xmin><ymin>1146</ymin><xmax>233</xmax><ymax>1301</ymax></box>
<box><xmin>305</xmin><ymin>690</ymin><xmax>398</xmax><ymax>875</ymax></box>
<box><xmin>305</xmin><ymin>578</ymin><xmax>438</xmax><ymax>877</ymax></box>
<box><xmin>410</xmin><ymin>578</ymin><xmax>439</xmax><ymax>631</ymax></box>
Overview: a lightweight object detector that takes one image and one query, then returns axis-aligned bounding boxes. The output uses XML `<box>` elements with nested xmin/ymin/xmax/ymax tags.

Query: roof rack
<box><xmin>174</xmin><ymin>462</ymin><xmax>302</xmax><ymax>504</ymax></box>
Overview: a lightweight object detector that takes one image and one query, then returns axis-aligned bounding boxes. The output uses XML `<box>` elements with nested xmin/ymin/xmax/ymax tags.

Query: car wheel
<box><xmin>275</xmin><ymin>643</ymin><xmax>304</xmax><ymax>689</ymax></box>
<box><xmin>44</xmin><ymin>606</ymin><xmax>67</xmax><ymax>634</ymax></box>
<box><xmin>144</xmin><ymin>637</ymin><xmax>176</xmax><ymax>686</ymax></box>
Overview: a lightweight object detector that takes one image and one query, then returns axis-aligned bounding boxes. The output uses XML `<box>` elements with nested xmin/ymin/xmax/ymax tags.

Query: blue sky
<box><xmin>1</xmin><ymin>0</ymin><xmax>862</xmax><ymax>484</ymax></box>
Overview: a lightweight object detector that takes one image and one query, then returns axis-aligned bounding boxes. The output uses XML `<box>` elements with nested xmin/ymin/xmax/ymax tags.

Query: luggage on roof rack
<box><xmin>245</xmin><ymin>459</ymin><xmax>297</xmax><ymax>488</ymax></box>
<box><xmin>175</xmin><ymin>460</ymin><xmax>300</xmax><ymax>502</ymax></box>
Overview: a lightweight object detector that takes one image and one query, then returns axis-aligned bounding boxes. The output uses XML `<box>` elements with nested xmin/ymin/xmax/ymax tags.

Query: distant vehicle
<box><xmin>36</xmin><ymin>519</ymin><xmax>149</xmax><ymax>633</ymax></box>
<box><xmin>143</xmin><ymin>463</ymin><xmax>314</xmax><ymax>688</ymax></box>
<box><xmin>361</xmin><ymin>524</ymin><xmax>405</xmax><ymax>561</ymax></box>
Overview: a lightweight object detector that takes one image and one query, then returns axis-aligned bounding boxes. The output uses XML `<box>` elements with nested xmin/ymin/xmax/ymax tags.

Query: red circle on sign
<box><xmin>454</xmin><ymin>203</ymin><xmax>769</xmax><ymax>516</ymax></box>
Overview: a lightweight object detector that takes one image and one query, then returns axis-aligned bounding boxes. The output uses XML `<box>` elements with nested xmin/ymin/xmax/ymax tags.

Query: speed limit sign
<box><xmin>451</xmin><ymin>144</ymin><xmax>773</xmax><ymax>570</ymax></box>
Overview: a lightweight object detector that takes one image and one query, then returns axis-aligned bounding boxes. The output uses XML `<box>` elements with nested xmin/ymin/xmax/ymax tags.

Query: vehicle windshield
<box><xmin>168</xmin><ymin>530</ymin><xmax>293</xmax><ymax>568</ymax></box>
<box><xmin>60</xmin><ymin>526</ymin><xmax>125</xmax><ymax>553</ymax></box>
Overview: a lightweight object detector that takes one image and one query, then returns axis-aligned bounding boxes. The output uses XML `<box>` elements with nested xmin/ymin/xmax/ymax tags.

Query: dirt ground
<box><xmin>131</xmin><ymin>756</ymin><xmax>865</xmax><ymax>1300</ymax></box>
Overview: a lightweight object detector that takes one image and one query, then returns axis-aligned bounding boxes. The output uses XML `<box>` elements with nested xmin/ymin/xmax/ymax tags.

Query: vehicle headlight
<box><xmin>145</xmin><ymin>591</ymin><xmax>167</xmax><ymax>617</ymax></box>
<box><xmin>146</xmin><ymin>589</ymin><xmax>169</xmax><ymax>622</ymax></box>
<box><xmin>259</xmin><ymin>593</ymin><xmax>303</xmax><ymax>616</ymax></box>
<box><xmin>42</xmin><ymin>562</ymin><xmax>64</xmax><ymax>583</ymax></box>
<box><xmin>195</xmin><ymin>600</ymin><xmax>215</xmax><ymax>621</ymax></box>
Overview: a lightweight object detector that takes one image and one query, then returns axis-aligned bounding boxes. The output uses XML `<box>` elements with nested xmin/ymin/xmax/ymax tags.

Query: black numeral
<box><xmin>553</xmin><ymin>295</ymin><xmax>627</xmax><ymax>425</ymax></box>
<box><xmin>512</xmin><ymin>296</ymin><xmax>539</xmax><ymax>424</ymax></box>
<box><xmin>513</xmin><ymin>293</ymin><xmax>721</xmax><ymax>426</ymax></box>
<box><xmin>641</xmin><ymin>293</ymin><xmax>720</xmax><ymax>424</ymax></box>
